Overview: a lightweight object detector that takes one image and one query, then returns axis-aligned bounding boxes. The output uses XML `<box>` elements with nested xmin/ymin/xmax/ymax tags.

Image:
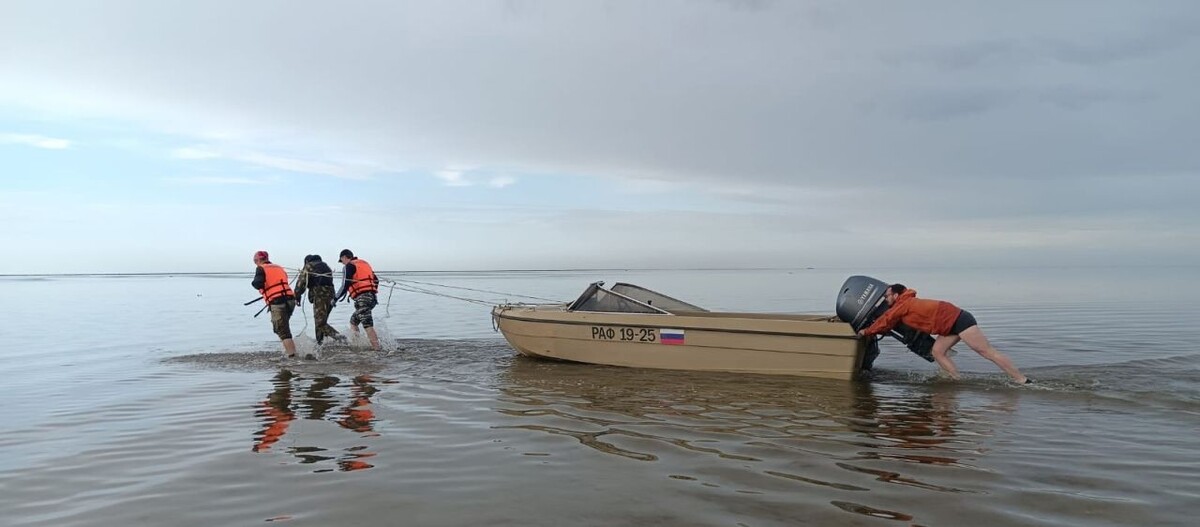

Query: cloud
<box><xmin>0</xmin><ymin>133</ymin><xmax>71</xmax><ymax>149</ymax></box>
<box><xmin>487</xmin><ymin>176</ymin><xmax>516</xmax><ymax>188</ymax></box>
<box><xmin>1</xmin><ymin>1</ymin><xmax>1198</xmax><ymax>269</ymax></box>
<box><xmin>170</xmin><ymin>145</ymin><xmax>371</xmax><ymax>179</ymax></box>
<box><xmin>885</xmin><ymin>40</ymin><xmax>1020</xmax><ymax>71</ymax></box>
<box><xmin>170</xmin><ymin>146</ymin><xmax>220</xmax><ymax>160</ymax></box>
<box><xmin>616</xmin><ymin>178</ymin><xmax>681</xmax><ymax>195</ymax></box>
<box><xmin>1034</xmin><ymin>86</ymin><xmax>1153</xmax><ymax>111</ymax></box>
<box><xmin>236</xmin><ymin>151</ymin><xmax>367</xmax><ymax>179</ymax></box>
<box><xmin>166</xmin><ymin>175</ymin><xmax>278</xmax><ymax>185</ymax></box>
<box><xmin>435</xmin><ymin>167</ymin><xmax>517</xmax><ymax>189</ymax></box>
<box><xmin>1037</xmin><ymin>19</ymin><xmax>1200</xmax><ymax>66</ymax></box>
<box><xmin>435</xmin><ymin>166</ymin><xmax>475</xmax><ymax>187</ymax></box>
<box><xmin>4</xmin><ymin>2</ymin><xmax>1196</xmax><ymax>190</ymax></box>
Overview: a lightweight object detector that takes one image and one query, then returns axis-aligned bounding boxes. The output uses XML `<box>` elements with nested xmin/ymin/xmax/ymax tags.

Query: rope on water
<box><xmin>280</xmin><ymin>265</ymin><xmax>567</xmax><ymax>322</ymax></box>
<box><xmin>268</xmin><ymin>263</ymin><xmax>579</xmax><ymax>348</ymax></box>
<box><xmin>297</xmin><ymin>297</ymin><xmax>309</xmax><ymax>337</ymax></box>
<box><xmin>293</xmin><ymin>273</ymin><xmax>308</xmax><ymax>336</ymax></box>
<box><xmin>387</xmin><ymin>277</ymin><xmax>562</xmax><ymax>303</ymax></box>
<box><xmin>384</xmin><ymin>281</ymin><xmax>496</xmax><ymax>306</ymax></box>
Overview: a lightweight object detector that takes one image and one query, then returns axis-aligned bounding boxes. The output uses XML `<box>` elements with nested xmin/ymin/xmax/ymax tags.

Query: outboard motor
<box><xmin>836</xmin><ymin>275</ymin><xmax>936</xmax><ymax>370</ymax></box>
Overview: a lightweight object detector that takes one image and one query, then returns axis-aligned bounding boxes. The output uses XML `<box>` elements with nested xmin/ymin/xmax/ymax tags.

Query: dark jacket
<box><xmin>295</xmin><ymin>259</ymin><xmax>336</xmax><ymax>301</ymax></box>
<box><xmin>336</xmin><ymin>262</ymin><xmax>357</xmax><ymax>301</ymax></box>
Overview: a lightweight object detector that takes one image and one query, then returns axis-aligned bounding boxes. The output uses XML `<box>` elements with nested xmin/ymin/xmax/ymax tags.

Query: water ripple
<box><xmin>3</xmin><ymin>267</ymin><xmax>1199</xmax><ymax>527</ymax></box>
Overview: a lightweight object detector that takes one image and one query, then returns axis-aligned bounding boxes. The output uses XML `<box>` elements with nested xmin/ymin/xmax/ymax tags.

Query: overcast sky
<box><xmin>2</xmin><ymin>1</ymin><xmax>1198</xmax><ymax>273</ymax></box>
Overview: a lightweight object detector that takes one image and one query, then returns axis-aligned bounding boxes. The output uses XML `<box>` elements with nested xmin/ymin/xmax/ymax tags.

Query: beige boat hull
<box><xmin>492</xmin><ymin>305</ymin><xmax>866</xmax><ymax>380</ymax></box>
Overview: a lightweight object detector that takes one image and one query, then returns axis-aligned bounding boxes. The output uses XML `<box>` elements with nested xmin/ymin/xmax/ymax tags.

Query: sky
<box><xmin>2</xmin><ymin>0</ymin><xmax>1198</xmax><ymax>273</ymax></box>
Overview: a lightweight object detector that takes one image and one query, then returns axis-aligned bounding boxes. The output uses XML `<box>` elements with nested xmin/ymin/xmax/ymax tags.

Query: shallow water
<box><xmin>1</xmin><ymin>267</ymin><xmax>1197</xmax><ymax>526</ymax></box>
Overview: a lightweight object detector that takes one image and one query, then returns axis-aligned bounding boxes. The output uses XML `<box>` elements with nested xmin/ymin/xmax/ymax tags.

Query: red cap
<box><xmin>253</xmin><ymin>250</ymin><xmax>269</xmax><ymax>261</ymax></box>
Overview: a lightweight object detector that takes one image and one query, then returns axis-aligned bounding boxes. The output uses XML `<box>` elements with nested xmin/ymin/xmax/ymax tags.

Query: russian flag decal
<box><xmin>660</xmin><ymin>329</ymin><xmax>685</xmax><ymax>345</ymax></box>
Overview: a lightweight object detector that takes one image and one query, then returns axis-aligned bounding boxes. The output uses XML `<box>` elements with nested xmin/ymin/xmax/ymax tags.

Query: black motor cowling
<box><xmin>836</xmin><ymin>275</ymin><xmax>936</xmax><ymax>369</ymax></box>
<box><xmin>836</xmin><ymin>275</ymin><xmax>888</xmax><ymax>331</ymax></box>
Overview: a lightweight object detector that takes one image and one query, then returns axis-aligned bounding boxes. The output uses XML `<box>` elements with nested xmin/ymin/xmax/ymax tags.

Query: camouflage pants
<box><xmin>269</xmin><ymin>298</ymin><xmax>296</xmax><ymax>340</ymax></box>
<box><xmin>308</xmin><ymin>286</ymin><xmax>341</xmax><ymax>343</ymax></box>
<box><xmin>350</xmin><ymin>292</ymin><xmax>378</xmax><ymax>329</ymax></box>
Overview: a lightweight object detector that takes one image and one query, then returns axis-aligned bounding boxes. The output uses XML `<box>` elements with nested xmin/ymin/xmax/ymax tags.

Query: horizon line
<box><xmin>1</xmin><ymin>263</ymin><xmax>1197</xmax><ymax>277</ymax></box>
<box><xmin>0</xmin><ymin>266</ymin><xmax>813</xmax><ymax>277</ymax></box>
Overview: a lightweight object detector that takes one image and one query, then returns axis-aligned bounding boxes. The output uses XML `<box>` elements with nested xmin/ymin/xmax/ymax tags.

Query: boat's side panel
<box><xmin>499</xmin><ymin>308</ymin><xmax>857</xmax><ymax>338</ymax></box>
<box><xmin>493</xmin><ymin>307</ymin><xmax>864</xmax><ymax>380</ymax></box>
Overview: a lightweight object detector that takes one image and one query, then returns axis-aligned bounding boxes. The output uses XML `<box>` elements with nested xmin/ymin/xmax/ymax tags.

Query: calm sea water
<box><xmin>1</xmin><ymin>267</ymin><xmax>1197</xmax><ymax>526</ymax></box>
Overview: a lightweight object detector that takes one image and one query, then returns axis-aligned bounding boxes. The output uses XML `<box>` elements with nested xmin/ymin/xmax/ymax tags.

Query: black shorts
<box><xmin>949</xmin><ymin>309</ymin><xmax>978</xmax><ymax>335</ymax></box>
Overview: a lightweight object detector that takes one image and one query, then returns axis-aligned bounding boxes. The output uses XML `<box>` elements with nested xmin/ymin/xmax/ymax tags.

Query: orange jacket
<box><xmin>259</xmin><ymin>263</ymin><xmax>295</xmax><ymax>304</ymax></box>
<box><xmin>862</xmin><ymin>289</ymin><xmax>962</xmax><ymax>336</ymax></box>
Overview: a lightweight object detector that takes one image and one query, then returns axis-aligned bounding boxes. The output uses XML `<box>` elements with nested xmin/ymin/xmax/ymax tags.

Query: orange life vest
<box><xmin>348</xmin><ymin>258</ymin><xmax>378</xmax><ymax>299</ymax></box>
<box><xmin>259</xmin><ymin>263</ymin><xmax>295</xmax><ymax>304</ymax></box>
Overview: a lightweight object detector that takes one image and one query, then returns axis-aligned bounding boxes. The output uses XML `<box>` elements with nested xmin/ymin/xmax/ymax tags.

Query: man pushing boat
<box><xmin>857</xmin><ymin>284</ymin><xmax>1031</xmax><ymax>384</ymax></box>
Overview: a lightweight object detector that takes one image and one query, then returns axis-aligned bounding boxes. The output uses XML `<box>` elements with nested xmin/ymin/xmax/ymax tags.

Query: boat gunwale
<box><xmin>493</xmin><ymin>309</ymin><xmax>860</xmax><ymax>340</ymax></box>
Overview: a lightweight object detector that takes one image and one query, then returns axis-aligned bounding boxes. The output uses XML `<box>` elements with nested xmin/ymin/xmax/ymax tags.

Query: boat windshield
<box><xmin>611</xmin><ymin>283</ymin><xmax>708</xmax><ymax>312</ymax></box>
<box><xmin>567</xmin><ymin>282</ymin><xmax>704</xmax><ymax>315</ymax></box>
<box><xmin>567</xmin><ymin>282</ymin><xmax>668</xmax><ymax>314</ymax></box>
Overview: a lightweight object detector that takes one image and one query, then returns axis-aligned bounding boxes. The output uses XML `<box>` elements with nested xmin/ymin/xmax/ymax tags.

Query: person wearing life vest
<box><xmin>859</xmin><ymin>284</ymin><xmax>1030</xmax><ymax>384</ymax></box>
<box><xmin>335</xmin><ymin>249</ymin><xmax>381</xmax><ymax>350</ymax></box>
<box><xmin>252</xmin><ymin>250</ymin><xmax>299</xmax><ymax>358</ymax></box>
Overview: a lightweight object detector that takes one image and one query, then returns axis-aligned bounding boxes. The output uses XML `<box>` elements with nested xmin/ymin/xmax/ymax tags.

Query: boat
<box><xmin>491</xmin><ymin>281</ymin><xmax>867</xmax><ymax>380</ymax></box>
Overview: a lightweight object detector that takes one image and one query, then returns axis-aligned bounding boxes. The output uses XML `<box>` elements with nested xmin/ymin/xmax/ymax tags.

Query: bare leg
<box><xmin>365</xmin><ymin>327</ymin><xmax>380</xmax><ymax>350</ymax></box>
<box><xmin>282</xmin><ymin>338</ymin><xmax>297</xmax><ymax>357</ymax></box>
<box><xmin>958</xmin><ymin>326</ymin><xmax>1027</xmax><ymax>383</ymax></box>
<box><xmin>931</xmin><ymin>335</ymin><xmax>962</xmax><ymax>379</ymax></box>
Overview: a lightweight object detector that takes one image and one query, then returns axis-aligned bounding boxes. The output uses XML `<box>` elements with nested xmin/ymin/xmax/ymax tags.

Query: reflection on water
<box><xmin>493</xmin><ymin>356</ymin><xmax>1020</xmax><ymax>521</ymax></box>
<box><xmin>838</xmin><ymin>387</ymin><xmax>1010</xmax><ymax>496</ymax></box>
<box><xmin>251</xmin><ymin>369</ymin><xmax>380</xmax><ymax>472</ymax></box>
<box><xmin>250</xmin><ymin>371</ymin><xmax>294</xmax><ymax>454</ymax></box>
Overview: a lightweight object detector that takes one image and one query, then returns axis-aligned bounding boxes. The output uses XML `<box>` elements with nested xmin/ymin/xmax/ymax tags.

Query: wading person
<box><xmin>335</xmin><ymin>249</ymin><xmax>381</xmax><ymax>350</ymax></box>
<box><xmin>252</xmin><ymin>250</ymin><xmax>298</xmax><ymax>359</ymax></box>
<box><xmin>858</xmin><ymin>284</ymin><xmax>1030</xmax><ymax>384</ymax></box>
<box><xmin>294</xmin><ymin>254</ymin><xmax>343</xmax><ymax>347</ymax></box>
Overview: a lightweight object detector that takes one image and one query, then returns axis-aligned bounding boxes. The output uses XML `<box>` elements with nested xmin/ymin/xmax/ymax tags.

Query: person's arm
<box><xmin>861</xmin><ymin>303</ymin><xmax>906</xmax><ymax>336</ymax></box>
<box><xmin>336</xmin><ymin>263</ymin><xmax>356</xmax><ymax>301</ymax></box>
<box><xmin>251</xmin><ymin>266</ymin><xmax>266</xmax><ymax>291</ymax></box>
<box><xmin>294</xmin><ymin>264</ymin><xmax>309</xmax><ymax>298</ymax></box>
